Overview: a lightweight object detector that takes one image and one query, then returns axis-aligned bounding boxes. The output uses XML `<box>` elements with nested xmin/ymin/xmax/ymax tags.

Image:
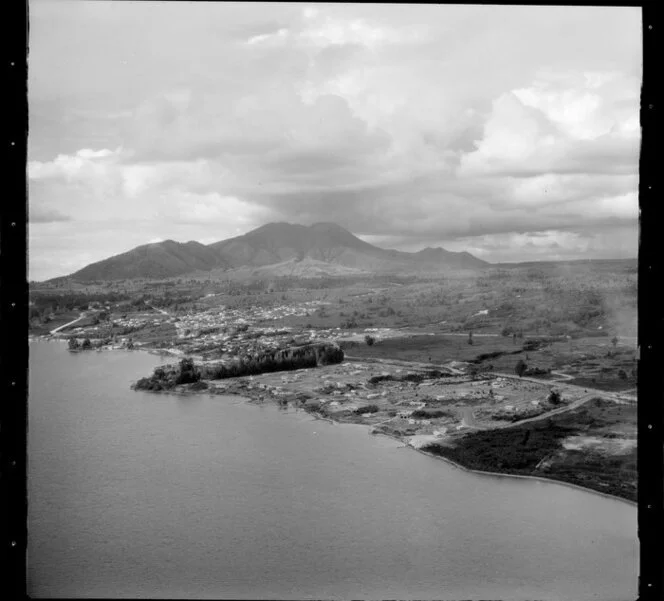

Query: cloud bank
<box><xmin>28</xmin><ymin>2</ymin><xmax>641</xmax><ymax>280</ymax></box>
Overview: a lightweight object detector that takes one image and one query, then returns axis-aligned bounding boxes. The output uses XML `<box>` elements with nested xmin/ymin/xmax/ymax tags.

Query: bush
<box><xmin>515</xmin><ymin>360</ymin><xmax>527</xmax><ymax>378</ymax></box>
<box><xmin>548</xmin><ymin>390</ymin><xmax>562</xmax><ymax>405</ymax></box>
<box><xmin>365</xmin><ymin>335</ymin><xmax>375</xmax><ymax>346</ymax></box>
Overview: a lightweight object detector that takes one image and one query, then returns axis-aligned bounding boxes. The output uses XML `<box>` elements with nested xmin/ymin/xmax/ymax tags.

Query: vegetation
<box><xmin>200</xmin><ymin>343</ymin><xmax>344</xmax><ymax>380</ymax></box>
<box><xmin>423</xmin><ymin>398</ymin><xmax>636</xmax><ymax>501</ymax></box>
<box><xmin>134</xmin><ymin>357</ymin><xmax>201</xmax><ymax>391</ymax></box>
<box><xmin>411</xmin><ymin>409</ymin><xmax>454</xmax><ymax>419</ymax></box>
<box><xmin>548</xmin><ymin>389</ymin><xmax>562</xmax><ymax>405</ymax></box>
<box><xmin>353</xmin><ymin>404</ymin><xmax>380</xmax><ymax>414</ymax></box>
<box><xmin>514</xmin><ymin>359</ymin><xmax>527</xmax><ymax>378</ymax></box>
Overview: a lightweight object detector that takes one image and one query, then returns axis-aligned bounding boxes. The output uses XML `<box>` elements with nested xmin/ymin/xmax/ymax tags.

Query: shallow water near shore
<box><xmin>28</xmin><ymin>341</ymin><xmax>638</xmax><ymax>600</ymax></box>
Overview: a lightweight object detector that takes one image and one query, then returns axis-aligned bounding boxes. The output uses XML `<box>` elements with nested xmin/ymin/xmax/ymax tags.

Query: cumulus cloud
<box><xmin>28</xmin><ymin>2</ymin><xmax>641</xmax><ymax>279</ymax></box>
<box><xmin>457</xmin><ymin>71</ymin><xmax>640</xmax><ymax>178</ymax></box>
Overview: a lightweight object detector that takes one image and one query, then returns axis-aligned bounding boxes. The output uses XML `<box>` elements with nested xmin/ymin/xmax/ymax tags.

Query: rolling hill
<box><xmin>63</xmin><ymin>222</ymin><xmax>489</xmax><ymax>282</ymax></box>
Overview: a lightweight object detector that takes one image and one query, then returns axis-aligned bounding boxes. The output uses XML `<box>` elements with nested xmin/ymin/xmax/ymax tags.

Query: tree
<box><xmin>548</xmin><ymin>389</ymin><xmax>562</xmax><ymax>405</ymax></box>
<box><xmin>515</xmin><ymin>359</ymin><xmax>527</xmax><ymax>378</ymax></box>
<box><xmin>365</xmin><ymin>335</ymin><xmax>375</xmax><ymax>346</ymax></box>
<box><xmin>68</xmin><ymin>337</ymin><xmax>80</xmax><ymax>350</ymax></box>
<box><xmin>81</xmin><ymin>338</ymin><xmax>92</xmax><ymax>349</ymax></box>
<box><xmin>176</xmin><ymin>357</ymin><xmax>200</xmax><ymax>384</ymax></box>
<box><xmin>611</xmin><ymin>336</ymin><xmax>619</xmax><ymax>348</ymax></box>
<box><xmin>468</xmin><ymin>330</ymin><xmax>474</xmax><ymax>345</ymax></box>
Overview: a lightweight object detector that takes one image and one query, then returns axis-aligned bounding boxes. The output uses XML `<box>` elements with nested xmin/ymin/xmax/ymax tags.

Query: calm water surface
<box><xmin>28</xmin><ymin>341</ymin><xmax>637</xmax><ymax>599</ymax></box>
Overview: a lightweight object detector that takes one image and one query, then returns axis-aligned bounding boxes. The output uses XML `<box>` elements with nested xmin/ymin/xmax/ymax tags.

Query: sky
<box><xmin>28</xmin><ymin>1</ymin><xmax>642</xmax><ymax>281</ymax></box>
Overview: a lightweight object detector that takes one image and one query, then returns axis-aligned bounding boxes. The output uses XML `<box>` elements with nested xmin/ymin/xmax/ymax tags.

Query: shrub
<box><xmin>548</xmin><ymin>390</ymin><xmax>562</xmax><ymax>405</ymax></box>
<box><xmin>515</xmin><ymin>360</ymin><xmax>527</xmax><ymax>378</ymax></box>
<box><xmin>365</xmin><ymin>335</ymin><xmax>375</xmax><ymax>346</ymax></box>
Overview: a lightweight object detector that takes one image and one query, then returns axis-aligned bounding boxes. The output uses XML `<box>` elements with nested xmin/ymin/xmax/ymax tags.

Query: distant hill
<box><xmin>69</xmin><ymin>240</ymin><xmax>225</xmax><ymax>281</ymax></box>
<box><xmin>61</xmin><ymin>222</ymin><xmax>489</xmax><ymax>282</ymax></box>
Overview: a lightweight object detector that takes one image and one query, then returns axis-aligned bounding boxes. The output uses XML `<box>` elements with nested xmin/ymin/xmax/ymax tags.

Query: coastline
<box><xmin>412</xmin><ymin>446</ymin><xmax>637</xmax><ymax>507</ymax></box>
<box><xmin>41</xmin><ymin>333</ymin><xmax>632</xmax><ymax>508</ymax></box>
<box><xmin>204</xmin><ymin>383</ymin><xmax>637</xmax><ymax>507</ymax></box>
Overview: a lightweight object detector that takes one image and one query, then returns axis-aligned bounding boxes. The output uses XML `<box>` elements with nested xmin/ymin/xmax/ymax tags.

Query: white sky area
<box><xmin>28</xmin><ymin>1</ymin><xmax>642</xmax><ymax>280</ymax></box>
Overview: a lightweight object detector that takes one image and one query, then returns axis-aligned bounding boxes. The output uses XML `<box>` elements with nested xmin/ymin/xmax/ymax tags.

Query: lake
<box><xmin>28</xmin><ymin>341</ymin><xmax>638</xmax><ymax>599</ymax></box>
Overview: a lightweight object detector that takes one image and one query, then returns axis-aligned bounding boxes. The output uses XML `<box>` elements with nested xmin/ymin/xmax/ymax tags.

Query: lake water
<box><xmin>28</xmin><ymin>341</ymin><xmax>638</xmax><ymax>599</ymax></box>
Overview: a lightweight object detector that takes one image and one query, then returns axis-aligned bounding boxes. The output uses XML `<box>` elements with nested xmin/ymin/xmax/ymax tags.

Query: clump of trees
<box><xmin>411</xmin><ymin>409</ymin><xmax>453</xmax><ymax>419</ymax></box>
<box><xmin>134</xmin><ymin>357</ymin><xmax>201</xmax><ymax>391</ymax></box>
<box><xmin>199</xmin><ymin>343</ymin><xmax>345</xmax><ymax>381</ymax></box>
<box><xmin>68</xmin><ymin>337</ymin><xmax>94</xmax><ymax>351</ymax></box>
<box><xmin>353</xmin><ymin>404</ymin><xmax>380</xmax><ymax>414</ymax></box>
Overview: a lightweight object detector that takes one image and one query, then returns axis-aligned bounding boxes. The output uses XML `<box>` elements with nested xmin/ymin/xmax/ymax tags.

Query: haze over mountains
<box><xmin>64</xmin><ymin>222</ymin><xmax>488</xmax><ymax>282</ymax></box>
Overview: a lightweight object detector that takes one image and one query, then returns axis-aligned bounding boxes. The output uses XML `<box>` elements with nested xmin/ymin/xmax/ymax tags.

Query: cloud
<box><xmin>29</xmin><ymin>206</ymin><xmax>71</xmax><ymax>224</ymax></box>
<box><xmin>27</xmin><ymin>3</ymin><xmax>641</xmax><ymax>279</ymax></box>
<box><xmin>458</xmin><ymin>71</ymin><xmax>640</xmax><ymax>178</ymax></box>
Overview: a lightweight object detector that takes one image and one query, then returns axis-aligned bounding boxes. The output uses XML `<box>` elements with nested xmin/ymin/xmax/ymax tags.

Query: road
<box><xmin>346</xmin><ymin>355</ymin><xmax>635</xmax><ymax>403</ymax></box>
<box><xmin>491</xmin><ymin>371</ymin><xmax>636</xmax><ymax>404</ymax></box>
<box><xmin>147</xmin><ymin>304</ymin><xmax>170</xmax><ymax>316</ymax></box>
<box><xmin>49</xmin><ymin>312</ymin><xmax>86</xmax><ymax>335</ymax></box>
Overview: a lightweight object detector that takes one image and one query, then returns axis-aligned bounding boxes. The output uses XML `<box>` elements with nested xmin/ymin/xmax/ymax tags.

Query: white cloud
<box><xmin>458</xmin><ymin>70</ymin><xmax>640</xmax><ymax>178</ymax></box>
<box><xmin>27</xmin><ymin>3</ymin><xmax>641</xmax><ymax>279</ymax></box>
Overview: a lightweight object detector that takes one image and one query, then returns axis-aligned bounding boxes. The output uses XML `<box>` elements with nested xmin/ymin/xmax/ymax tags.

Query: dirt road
<box><xmin>50</xmin><ymin>312</ymin><xmax>86</xmax><ymax>335</ymax></box>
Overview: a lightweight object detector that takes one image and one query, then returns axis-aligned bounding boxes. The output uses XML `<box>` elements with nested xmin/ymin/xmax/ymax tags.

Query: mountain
<box><xmin>69</xmin><ymin>240</ymin><xmax>225</xmax><ymax>281</ymax></box>
<box><xmin>210</xmin><ymin>222</ymin><xmax>391</xmax><ymax>269</ymax></box>
<box><xmin>62</xmin><ymin>222</ymin><xmax>488</xmax><ymax>282</ymax></box>
<box><xmin>412</xmin><ymin>246</ymin><xmax>488</xmax><ymax>270</ymax></box>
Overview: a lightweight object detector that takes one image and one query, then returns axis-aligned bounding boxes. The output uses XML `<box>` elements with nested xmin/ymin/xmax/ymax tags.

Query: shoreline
<box><xmin>215</xmin><ymin>385</ymin><xmax>637</xmax><ymax>507</ymax></box>
<box><xmin>412</xmin><ymin>446</ymin><xmax>637</xmax><ymax>507</ymax></box>
<box><xmin>40</xmin><ymin>336</ymin><xmax>633</xmax><ymax>508</ymax></box>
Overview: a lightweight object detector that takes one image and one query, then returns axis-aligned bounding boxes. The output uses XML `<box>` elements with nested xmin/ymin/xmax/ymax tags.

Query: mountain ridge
<box><xmin>62</xmin><ymin>222</ymin><xmax>489</xmax><ymax>282</ymax></box>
